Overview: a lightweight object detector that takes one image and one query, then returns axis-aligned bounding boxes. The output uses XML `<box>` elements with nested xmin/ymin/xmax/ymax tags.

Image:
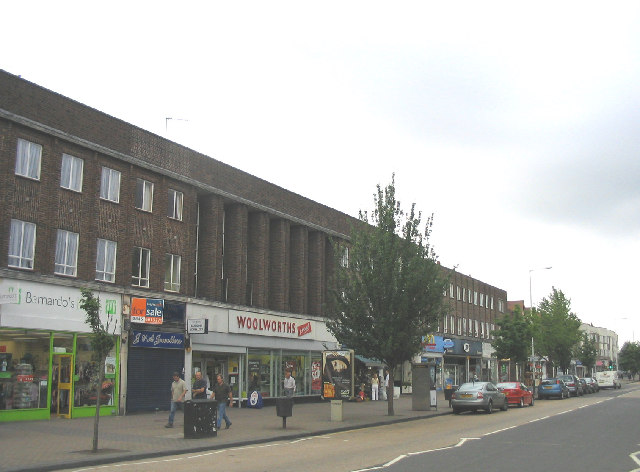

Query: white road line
<box><xmin>484</xmin><ymin>425</ymin><xmax>517</xmax><ymax>436</ymax></box>
<box><xmin>629</xmin><ymin>450</ymin><xmax>640</xmax><ymax>472</ymax></box>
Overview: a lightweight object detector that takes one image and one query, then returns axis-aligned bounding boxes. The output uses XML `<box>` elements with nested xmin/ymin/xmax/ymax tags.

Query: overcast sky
<box><xmin>4</xmin><ymin>1</ymin><xmax>639</xmax><ymax>345</ymax></box>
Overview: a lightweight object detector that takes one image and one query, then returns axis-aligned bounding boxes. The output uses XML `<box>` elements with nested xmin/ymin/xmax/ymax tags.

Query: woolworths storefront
<box><xmin>0</xmin><ymin>279</ymin><xmax>121</xmax><ymax>422</ymax></box>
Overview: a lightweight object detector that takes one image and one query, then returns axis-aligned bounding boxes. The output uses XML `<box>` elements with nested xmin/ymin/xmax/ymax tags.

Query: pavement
<box><xmin>0</xmin><ymin>392</ymin><xmax>452</xmax><ymax>472</ymax></box>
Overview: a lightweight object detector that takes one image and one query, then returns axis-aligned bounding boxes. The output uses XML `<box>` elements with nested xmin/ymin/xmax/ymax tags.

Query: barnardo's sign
<box><xmin>229</xmin><ymin>311</ymin><xmax>314</xmax><ymax>339</ymax></box>
<box><xmin>130</xmin><ymin>330</ymin><xmax>184</xmax><ymax>349</ymax></box>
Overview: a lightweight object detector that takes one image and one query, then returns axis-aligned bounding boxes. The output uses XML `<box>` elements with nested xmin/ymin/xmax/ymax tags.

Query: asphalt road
<box><xmin>56</xmin><ymin>385</ymin><xmax>639</xmax><ymax>472</ymax></box>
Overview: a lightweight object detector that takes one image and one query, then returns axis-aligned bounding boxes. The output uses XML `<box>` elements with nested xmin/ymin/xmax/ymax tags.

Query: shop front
<box><xmin>187</xmin><ymin>305</ymin><xmax>336</xmax><ymax>406</ymax></box>
<box><xmin>0</xmin><ymin>279</ymin><xmax>121</xmax><ymax>422</ymax></box>
<box><xmin>442</xmin><ymin>338</ymin><xmax>483</xmax><ymax>387</ymax></box>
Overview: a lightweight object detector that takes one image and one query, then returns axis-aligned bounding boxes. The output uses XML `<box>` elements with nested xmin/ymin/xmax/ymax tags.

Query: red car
<box><xmin>496</xmin><ymin>382</ymin><xmax>534</xmax><ymax>407</ymax></box>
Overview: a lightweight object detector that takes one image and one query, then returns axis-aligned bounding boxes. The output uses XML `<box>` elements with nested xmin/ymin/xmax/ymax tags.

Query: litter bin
<box><xmin>276</xmin><ymin>397</ymin><xmax>294</xmax><ymax>428</ymax></box>
<box><xmin>184</xmin><ymin>399</ymin><xmax>217</xmax><ymax>438</ymax></box>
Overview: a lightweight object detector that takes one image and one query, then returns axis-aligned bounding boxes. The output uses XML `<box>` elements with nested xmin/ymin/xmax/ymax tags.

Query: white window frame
<box><xmin>457</xmin><ymin>317</ymin><xmax>462</xmax><ymax>336</ymax></box>
<box><xmin>167</xmin><ymin>189</ymin><xmax>184</xmax><ymax>221</ymax></box>
<box><xmin>55</xmin><ymin>229</ymin><xmax>79</xmax><ymax>277</ymax></box>
<box><xmin>462</xmin><ymin>318</ymin><xmax>467</xmax><ymax>336</ymax></box>
<box><xmin>60</xmin><ymin>153</ymin><xmax>84</xmax><ymax>192</ymax></box>
<box><xmin>474</xmin><ymin>291</ymin><xmax>478</xmax><ymax>305</ymax></box>
<box><xmin>340</xmin><ymin>246</ymin><xmax>349</xmax><ymax>268</ymax></box>
<box><xmin>132</xmin><ymin>247</ymin><xmax>151</xmax><ymax>288</ymax></box>
<box><xmin>15</xmin><ymin>138</ymin><xmax>42</xmax><ymax>180</ymax></box>
<box><xmin>164</xmin><ymin>253</ymin><xmax>181</xmax><ymax>292</ymax></box>
<box><xmin>100</xmin><ymin>167</ymin><xmax>121</xmax><ymax>203</ymax></box>
<box><xmin>449</xmin><ymin>283</ymin><xmax>454</xmax><ymax>298</ymax></box>
<box><xmin>96</xmin><ymin>239</ymin><xmax>117</xmax><ymax>283</ymax></box>
<box><xmin>8</xmin><ymin>219</ymin><xmax>36</xmax><ymax>269</ymax></box>
<box><xmin>456</xmin><ymin>286</ymin><xmax>461</xmax><ymax>301</ymax></box>
<box><xmin>491</xmin><ymin>296</ymin><xmax>494</xmax><ymax>310</ymax></box>
<box><xmin>480</xmin><ymin>293</ymin><xmax>484</xmax><ymax>307</ymax></box>
<box><xmin>135</xmin><ymin>179</ymin><xmax>154</xmax><ymax>212</ymax></box>
<box><xmin>443</xmin><ymin>315</ymin><xmax>448</xmax><ymax>334</ymax></box>
<box><xmin>474</xmin><ymin>320</ymin><xmax>479</xmax><ymax>337</ymax></box>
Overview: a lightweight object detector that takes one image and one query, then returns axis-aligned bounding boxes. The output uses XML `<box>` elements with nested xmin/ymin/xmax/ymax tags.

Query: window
<box><xmin>463</xmin><ymin>288</ymin><xmax>466</xmax><ymax>302</ymax></box>
<box><xmin>340</xmin><ymin>246</ymin><xmax>349</xmax><ymax>268</ymax></box>
<box><xmin>15</xmin><ymin>138</ymin><xmax>42</xmax><ymax>180</ymax></box>
<box><xmin>491</xmin><ymin>297</ymin><xmax>494</xmax><ymax>310</ymax></box>
<box><xmin>55</xmin><ymin>229</ymin><xmax>79</xmax><ymax>276</ymax></box>
<box><xmin>167</xmin><ymin>189</ymin><xmax>183</xmax><ymax>221</ymax></box>
<box><xmin>132</xmin><ymin>247</ymin><xmax>151</xmax><ymax>287</ymax></box>
<box><xmin>474</xmin><ymin>320</ymin><xmax>479</xmax><ymax>337</ymax></box>
<box><xmin>474</xmin><ymin>291</ymin><xmax>478</xmax><ymax>305</ymax></box>
<box><xmin>60</xmin><ymin>153</ymin><xmax>84</xmax><ymax>191</ymax></box>
<box><xmin>100</xmin><ymin>167</ymin><xmax>121</xmax><ymax>203</ymax></box>
<box><xmin>96</xmin><ymin>239</ymin><xmax>117</xmax><ymax>282</ymax></box>
<box><xmin>481</xmin><ymin>322</ymin><xmax>485</xmax><ymax>338</ymax></box>
<box><xmin>449</xmin><ymin>283</ymin><xmax>454</xmax><ymax>298</ymax></box>
<box><xmin>135</xmin><ymin>179</ymin><xmax>154</xmax><ymax>212</ymax></box>
<box><xmin>164</xmin><ymin>253</ymin><xmax>181</xmax><ymax>292</ymax></box>
<box><xmin>443</xmin><ymin>315</ymin><xmax>448</xmax><ymax>333</ymax></box>
<box><xmin>462</xmin><ymin>318</ymin><xmax>467</xmax><ymax>336</ymax></box>
<box><xmin>8</xmin><ymin>219</ymin><xmax>36</xmax><ymax>269</ymax></box>
<box><xmin>480</xmin><ymin>293</ymin><xmax>484</xmax><ymax>307</ymax></box>
<box><xmin>450</xmin><ymin>315</ymin><xmax>455</xmax><ymax>334</ymax></box>
<box><xmin>456</xmin><ymin>286</ymin><xmax>461</xmax><ymax>301</ymax></box>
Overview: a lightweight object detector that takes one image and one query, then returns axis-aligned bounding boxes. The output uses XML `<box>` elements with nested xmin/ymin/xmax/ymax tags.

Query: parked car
<box><xmin>451</xmin><ymin>381</ymin><xmax>508</xmax><ymax>414</ymax></box>
<box><xmin>596</xmin><ymin>371</ymin><xmax>621</xmax><ymax>389</ymax></box>
<box><xmin>578</xmin><ymin>378</ymin><xmax>591</xmax><ymax>394</ymax></box>
<box><xmin>538</xmin><ymin>378</ymin><xmax>570</xmax><ymax>399</ymax></box>
<box><xmin>558</xmin><ymin>374</ymin><xmax>583</xmax><ymax>396</ymax></box>
<box><xmin>583</xmin><ymin>377</ymin><xmax>599</xmax><ymax>393</ymax></box>
<box><xmin>496</xmin><ymin>382</ymin><xmax>534</xmax><ymax>407</ymax></box>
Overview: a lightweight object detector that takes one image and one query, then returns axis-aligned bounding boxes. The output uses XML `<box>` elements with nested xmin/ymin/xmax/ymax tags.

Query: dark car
<box><xmin>579</xmin><ymin>378</ymin><xmax>591</xmax><ymax>394</ymax></box>
<box><xmin>538</xmin><ymin>378</ymin><xmax>570</xmax><ymax>399</ymax></box>
<box><xmin>584</xmin><ymin>377</ymin><xmax>599</xmax><ymax>393</ymax></box>
<box><xmin>558</xmin><ymin>374</ymin><xmax>583</xmax><ymax>396</ymax></box>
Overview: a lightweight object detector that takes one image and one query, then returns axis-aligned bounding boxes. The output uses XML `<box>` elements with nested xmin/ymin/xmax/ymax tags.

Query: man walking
<box><xmin>166</xmin><ymin>371</ymin><xmax>188</xmax><ymax>428</ymax></box>
<box><xmin>192</xmin><ymin>371</ymin><xmax>207</xmax><ymax>399</ymax></box>
<box><xmin>210</xmin><ymin>374</ymin><xmax>233</xmax><ymax>429</ymax></box>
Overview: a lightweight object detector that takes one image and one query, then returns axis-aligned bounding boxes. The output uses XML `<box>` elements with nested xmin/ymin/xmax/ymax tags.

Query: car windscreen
<box><xmin>540</xmin><ymin>379</ymin><xmax>557</xmax><ymax>385</ymax></box>
<box><xmin>497</xmin><ymin>383</ymin><xmax>517</xmax><ymax>389</ymax></box>
<box><xmin>458</xmin><ymin>383</ymin><xmax>484</xmax><ymax>391</ymax></box>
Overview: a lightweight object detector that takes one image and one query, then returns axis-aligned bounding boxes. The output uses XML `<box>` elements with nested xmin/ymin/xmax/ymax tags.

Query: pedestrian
<box><xmin>210</xmin><ymin>374</ymin><xmax>233</xmax><ymax>429</ymax></box>
<box><xmin>283</xmin><ymin>369</ymin><xmax>296</xmax><ymax>397</ymax></box>
<box><xmin>371</xmin><ymin>373</ymin><xmax>379</xmax><ymax>401</ymax></box>
<box><xmin>192</xmin><ymin>371</ymin><xmax>207</xmax><ymax>399</ymax></box>
<box><xmin>382</xmin><ymin>369</ymin><xmax>389</xmax><ymax>400</ymax></box>
<box><xmin>166</xmin><ymin>371</ymin><xmax>188</xmax><ymax>428</ymax></box>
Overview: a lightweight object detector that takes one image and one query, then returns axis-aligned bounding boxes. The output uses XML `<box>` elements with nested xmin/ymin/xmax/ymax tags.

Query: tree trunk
<box><xmin>92</xmin><ymin>360</ymin><xmax>105</xmax><ymax>453</ymax></box>
<box><xmin>386</xmin><ymin>369</ymin><xmax>395</xmax><ymax>416</ymax></box>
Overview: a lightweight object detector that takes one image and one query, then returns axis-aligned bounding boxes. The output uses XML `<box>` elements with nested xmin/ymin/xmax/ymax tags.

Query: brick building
<box><xmin>0</xmin><ymin>70</ymin><xmax>507</xmax><ymax>421</ymax></box>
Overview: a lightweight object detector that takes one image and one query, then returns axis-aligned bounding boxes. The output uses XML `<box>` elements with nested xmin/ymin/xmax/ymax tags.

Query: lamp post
<box><xmin>529</xmin><ymin>266</ymin><xmax>552</xmax><ymax>394</ymax></box>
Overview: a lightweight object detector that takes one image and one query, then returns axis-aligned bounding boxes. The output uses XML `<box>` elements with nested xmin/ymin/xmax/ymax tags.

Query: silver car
<box><xmin>451</xmin><ymin>381</ymin><xmax>508</xmax><ymax>414</ymax></box>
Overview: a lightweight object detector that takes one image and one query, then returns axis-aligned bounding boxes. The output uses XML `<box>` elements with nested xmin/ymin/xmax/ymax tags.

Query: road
<box><xmin>58</xmin><ymin>385</ymin><xmax>640</xmax><ymax>472</ymax></box>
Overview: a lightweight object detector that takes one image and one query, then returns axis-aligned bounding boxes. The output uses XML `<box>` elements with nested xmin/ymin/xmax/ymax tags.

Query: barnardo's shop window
<box><xmin>74</xmin><ymin>335</ymin><xmax>116</xmax><ymax>407</ymax></box>
<box><xmin>0</xmin><ymin>330</ymin><xmax>50</xmax><ymax>410</ymax></box>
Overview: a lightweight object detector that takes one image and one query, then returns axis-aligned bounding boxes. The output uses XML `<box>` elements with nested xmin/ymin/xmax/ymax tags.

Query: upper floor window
<box><xmin>15</xmin><ymin>138</ymin><xmax>42</xmax><ymax>180</ymax></box>
<box><xmin>480</xmin><ymin>293</ymin><xmax>484</xmax><ymax>307</ymax></box>
<box><xmin>135</xmin><ymin>179</ymin><xmax>154</xmax><ymax>212</ymax></box>
<box><xmin>449</xmin><ymin>283</ymin><xmax>454</xmax><ymax>298</ymax></box>
<box><xmin>456</xmin><ymin>286</ymin><xmax>461</xmax><ymax>301</ymax></box>
<box><xmin>60</xmin><ymin>153</ymin><xmax>84</xmax><ymax>192</ymax></box>
<box><xmin>340</xmin><ymin>246</ymin><xmax>349</xmax><ymax>268</ymax></box>
<box><xmin>474</xmin><ymin>291</ymin><xmax>478</xmax><ymax>305</ymax></box>
<box><xmin>443</xmin><ymin>314</ymin><xmax>448</xmax><ymax>333</ymax></box>
<box><xmin>55</xmin><ymin>229</ymin><xmax>79</xmax><ymax>276</ymax></box>
<box><xmin>100</xmin><ymin>167</ymin><xmax>121</xmax><ymax>203</ymax></box>
<box><xmin>167</xmin><ymin>189</ymin><xmax>183</xmax><ymax>221</ymax></box>
<box><xmin>132</xmin><ymin>247</ymin><xmax>150</xmax><ymax>287</ymax></box>
<box><xmin>164</xmin><ymin>253</ymin><xmax>181</xmax><ymax>292</ymax></box>
<box><xmin>8</xmin><ymin>219</ymin><xmax>36</xmax><ymax>269</ymax></box>
<box><xmin>490</xmin><ymin>297</ymin><xmax>494</xmax><ymax>310</ymax></box>
<box><xmin>96</xmin><ymin>239</ymin><xmax>117</xmax><ymax>283</ymax></box>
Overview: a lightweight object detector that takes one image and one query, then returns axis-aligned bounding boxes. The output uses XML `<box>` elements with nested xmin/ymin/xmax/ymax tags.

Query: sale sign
<box><xmin>131</xmin><ymin>298</ymin><xmax>164</xmax><ymax>325</ymax></box>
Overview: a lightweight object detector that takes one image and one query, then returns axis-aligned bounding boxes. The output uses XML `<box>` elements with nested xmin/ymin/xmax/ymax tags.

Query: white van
<box><xmin>595</xmin><ymin>371</ymin><xmax>621</xmax><ymax>389</ymax></box>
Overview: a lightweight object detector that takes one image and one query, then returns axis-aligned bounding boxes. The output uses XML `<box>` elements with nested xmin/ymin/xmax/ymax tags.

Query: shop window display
<box><xmin>0</xmin><ymin>330</ymin><xmax>50</xmax><ymax>410</ymax></box>
<box><xmin>74</xmin><ymin>335</ymin><xmax>115</xmax><ymax>407</ymax></box>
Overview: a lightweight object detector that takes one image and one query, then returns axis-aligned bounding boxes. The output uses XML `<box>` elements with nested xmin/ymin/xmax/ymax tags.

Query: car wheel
<box><xmin>519</xmin><ymin>398</ymin><xmax>524</xmax><ymax>408</ymax></box>
<box><xmin>453</xmin><ymin>408</ymin><xmax>461</xmax><ymax>415</ymax></box>
<box><xmin>485</xmin><ymin>400</ymin><xmax>493</xmax><ymax>414</ymax></box>
<box><xmin>530</xmin><ymin>397</ymin><xmax>534</xmax><ymax>407</ymax></box>
<box><xmin>501</xmin><ymin>400</ymin><xmax>508</xmax><ymax>411</ymax></box>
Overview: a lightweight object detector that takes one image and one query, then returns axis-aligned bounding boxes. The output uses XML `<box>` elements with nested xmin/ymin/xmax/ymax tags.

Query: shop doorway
<box><xmin>51</xmin><ymin>354</ymin><xmax>73</xmax><ymax>418</ymax></box>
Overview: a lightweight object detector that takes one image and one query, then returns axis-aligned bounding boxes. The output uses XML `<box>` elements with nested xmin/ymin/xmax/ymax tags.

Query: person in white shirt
<box><xmin>283</xmin><ymin>369</ymin><xmax>296</xmax><ymax>397</ymax></box>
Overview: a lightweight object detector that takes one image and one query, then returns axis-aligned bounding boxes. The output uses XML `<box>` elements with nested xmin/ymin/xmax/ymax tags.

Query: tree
<box><xmin>493</xmin><ymin>304</ymin><xmax>531</xmax><ymax>367</ymax></box>
<box><xmin>618</xmin><ymin>342</ymin><xmax>640</xmax><ymax>377</ymax></box>
<box><xmin>575</xmin><ymin>332</ymin><xmax>597</xmax><ymax>375</ymax></box>
<box><xmin>80</xmin><ymin>289</ymin><xmax>117</xmax><ymax>453</ymax></box>
<box><xmin>326</xmin><ymin>176</ymin><xmax>448</xmax><ymax>416</ymax></box>
<box><xmin>531</xmin><ymin>288</ymin><xmax>582</xmax><ymax>374</ymax></box>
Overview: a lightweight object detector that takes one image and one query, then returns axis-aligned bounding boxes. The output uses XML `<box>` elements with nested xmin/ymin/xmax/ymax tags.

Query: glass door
<box><xmin>51</xmin><ymin>354</ymin><xmax>73</xmax><ymax>418</ymax></box>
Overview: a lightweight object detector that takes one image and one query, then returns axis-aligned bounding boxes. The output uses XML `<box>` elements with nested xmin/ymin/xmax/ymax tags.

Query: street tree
<box><xmin>531</xmin><ymin>287</ymin><xmax>582</xmax><ymax>374</ymax></box>
<box><xmin>618</xmin><ymin>342</ymin><xmax>640</xmax><ymax>377</ymax></box>
<box><xmin>80</xmin><ymin>289</ymin><xmax>117</xmax><ymax>453</ymax></box>
<box><xmin>575</xmin><ymin>332</ymin><xmax>598</xmax><ymax>375</ymax></box>
<box><xmin>326</xmin><ymin>176</ymin><xmax>448</xmax><ymax>416</ymax></box>
<box><xmin>493</xmin><ymin>304</ymin><xmax>531</xmax><ymax>370</ymax></box>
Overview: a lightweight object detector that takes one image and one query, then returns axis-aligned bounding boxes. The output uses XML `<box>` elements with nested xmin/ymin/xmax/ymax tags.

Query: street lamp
<box><xmin>529</xmin><ymin>266</ymin><xmax>552</xmax><ymax>394</ymax></box>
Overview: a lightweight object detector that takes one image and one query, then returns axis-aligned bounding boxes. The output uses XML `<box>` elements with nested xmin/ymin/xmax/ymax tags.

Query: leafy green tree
<box><xmin>575</xmin><ymin>332</ymin><xmax>597</xmax><ymax>374</ymax></box>
<box><xmin>493</xmin><ymin>304</ymin><xmax>531</xmax><ymax>366</ymax></box>
<box><xmin>618</xmin><ymin>342</ymin><xmax>640</xmax><ymax>377</ymax></box>
<box><xmin>531</xmin><ymin>288</ymin><xmax>582</xmax><ymax>374</ymax></box>
<box><xmin>327</xmin><ymin>176</ymin><xmax>448</xmax><ymax>416</ymax></box>
<box><xmin>80</xmin><ymin>289</ymin><xmax>117</xmax><ymax>453</ymax></box>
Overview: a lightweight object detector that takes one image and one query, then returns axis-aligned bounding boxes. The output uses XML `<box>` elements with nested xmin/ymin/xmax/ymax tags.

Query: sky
<box><xmin>4</xmin><ymin>1</ymin><xmax>639</xmax><ymax>346</ymax></box>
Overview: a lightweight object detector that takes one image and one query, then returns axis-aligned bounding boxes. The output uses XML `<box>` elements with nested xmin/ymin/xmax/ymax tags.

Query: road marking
<box><xmin>484</xmin><ymin>425</ymin><xmax>517</xmax><ymax>436</ymax></box>
<box><xmin>629</xmin><ymin>450</ymin><xmax>640</xmax><ymax>472</ymax></box>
